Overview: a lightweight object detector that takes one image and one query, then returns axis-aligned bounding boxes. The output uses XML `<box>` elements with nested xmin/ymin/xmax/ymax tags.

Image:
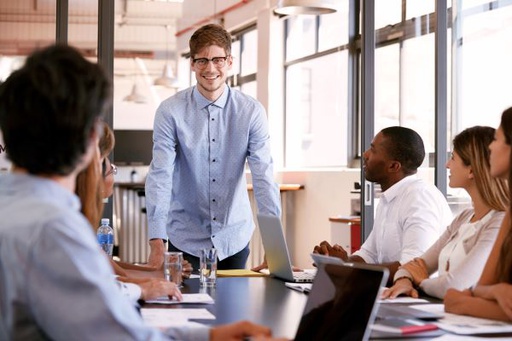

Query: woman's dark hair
<box><xmin>497</xmin><ymin>107</ymin><xmax>512</xmax><ymax>283</ymax></box>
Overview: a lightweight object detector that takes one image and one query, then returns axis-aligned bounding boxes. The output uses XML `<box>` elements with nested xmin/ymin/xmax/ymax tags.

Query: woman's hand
<box><xmin>381</xmin><ymin>277</ymin><xmax>418</xmax><ymax>299</ymax></box>
<box><xmin>489</xmin><ymin>283</ymin><xmax>512</xmax><ymax>320</ymax></box>
<box><xmin>402</xmin><ymin>258</ymin><xmax>429</xmax><ymax>286</ymax></box>
<box><xmin>444</xmin><ymin>288</ymin><xmax>472</xmax><ymax>315</ymax></box>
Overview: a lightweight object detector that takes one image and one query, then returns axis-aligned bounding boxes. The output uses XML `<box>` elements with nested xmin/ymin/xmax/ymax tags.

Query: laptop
<box><xmin>257</xmin><ymin>213</ymin><xmax>315</xmax><ymax>282</ymax></box>
<box><xmin>310</xmin><ymin>252</ymin><xmax>345</xmax><ymax>267</ymax></box>
<box><xmin>294</xmin><ymin>262</ymin><xmax>389</xmax><ymax>341</ymax></box>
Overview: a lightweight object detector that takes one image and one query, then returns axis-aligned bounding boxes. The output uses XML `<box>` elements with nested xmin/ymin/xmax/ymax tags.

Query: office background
<box><xmin>0</xmin><ymin>0</ymin><xmax>511</xmax><ymax>268</ymax></box>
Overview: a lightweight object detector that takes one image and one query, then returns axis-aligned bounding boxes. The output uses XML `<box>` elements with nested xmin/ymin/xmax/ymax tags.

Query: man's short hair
<box><xmin>380</xmin><ymin>126</ymin><xmax>425</xmax><ymax>175</ymax></box>
<box><xmin>189</xmin><ymin>24</ymin><xmax>232</xmax><ymax>58</ymax></box>
<box><xmin>0</xmin><ymin>44</ymin><xmax>111</xmax><ymax>176</ymax></box>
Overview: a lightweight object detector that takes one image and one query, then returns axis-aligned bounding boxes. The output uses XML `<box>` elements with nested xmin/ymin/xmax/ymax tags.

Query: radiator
<box><xmin>113</xmin><ymin>185</ymin><xmax>149</xmax><ymax>264</ymax></box>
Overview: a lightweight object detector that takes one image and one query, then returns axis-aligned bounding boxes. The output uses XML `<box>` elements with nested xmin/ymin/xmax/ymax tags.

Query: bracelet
<box><xmin>393</xmin><ymin>276</ymin><xmax>413</xmax><ymax>285</ymax></box>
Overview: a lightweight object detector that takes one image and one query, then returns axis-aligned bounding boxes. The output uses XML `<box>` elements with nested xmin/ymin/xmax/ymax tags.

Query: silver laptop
<box><xmin>257</xmin><ymin>213</ymin><xmax>315</xmax><ymax>283</ymax></box>
<box><xmin>294</xmin><ymin>262</ymin><xmax>389</xmax><ymax>341</ymax></box>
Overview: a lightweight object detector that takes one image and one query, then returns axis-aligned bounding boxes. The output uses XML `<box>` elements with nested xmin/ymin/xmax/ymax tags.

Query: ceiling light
<box><xmin>123</xmin><ymin>83</ymin><xmax>147</xmax><ymax>103</ymax></box>
<box><xmin>274</xmin><ymin>0</ymin><xmax>337</xmax><ymax>16</ymax></box>
<box><xmin>154</xmin><ymin>63</ymin><xmax>180</xmax><ymax>88</ymax></box>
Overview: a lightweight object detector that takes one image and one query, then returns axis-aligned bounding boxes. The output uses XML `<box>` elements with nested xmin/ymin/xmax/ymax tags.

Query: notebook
<box><xmin>294</xmin><ymin>262</ymin><xmax>389</xmax><ymax>341</ymax></box>
<box><xmin>257</xmin><ymin>213</ymin><xmax>315</xmax><ymax>283</ymax></box>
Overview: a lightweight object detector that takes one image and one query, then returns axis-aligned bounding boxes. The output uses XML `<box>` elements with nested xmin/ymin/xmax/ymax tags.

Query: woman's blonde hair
<box><xmin>453</xmin><ymin>126</ymin><xmax>508</xmax><ymax>211</ymax></box>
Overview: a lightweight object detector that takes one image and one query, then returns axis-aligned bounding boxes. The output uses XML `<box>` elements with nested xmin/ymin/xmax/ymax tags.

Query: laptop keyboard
<box><xmin>293</xmin><ymin>271</ymin><xmax>315</xmax><ymax>282</ymax></box>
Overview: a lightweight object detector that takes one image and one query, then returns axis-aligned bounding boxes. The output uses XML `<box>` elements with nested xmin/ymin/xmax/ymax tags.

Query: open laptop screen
<box><xmin>294</xmin><ymin>263</ymin><xmax>389</xmax><ymax>341</ymax></box>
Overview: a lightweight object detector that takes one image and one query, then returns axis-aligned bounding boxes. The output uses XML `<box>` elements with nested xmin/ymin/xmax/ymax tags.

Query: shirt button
<box><xmin>212</xmin><ymin>235</ymin><xmax>215</xmax><ymax>238</ymax></box>
<box><xmin>213</xmin><ymin>217</ymin><xmax>216</xmax><ymax>221</ymax></box>
<box><xmin>212</xmin><ymin>199</ymin><xmax>216</xmax><ymax>202</ymax></box>
<box><xmin>212</xmin><ymin>138</ymin><xmax>215</xmax><ymax>142</ymax></box>
<box><xmin>212</xmin><ymin>179</ymin><xmax>216</xmax><ymax>182</ymax></box>
<box><xmin>211</xmin><ymin>118</ymin><xmax>215</xmax><ymax>121</ymax></box>
<box><xmin>212</xmin><ymin>159</ymin><xmax>216</xmax><ymax>162</ymax></box>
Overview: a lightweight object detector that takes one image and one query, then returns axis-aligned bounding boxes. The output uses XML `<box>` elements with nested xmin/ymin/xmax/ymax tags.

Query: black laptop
<box><xmin>294</xmin><ymin>262</ymin><xmax>389</xmax><ymax>341</ymax></box>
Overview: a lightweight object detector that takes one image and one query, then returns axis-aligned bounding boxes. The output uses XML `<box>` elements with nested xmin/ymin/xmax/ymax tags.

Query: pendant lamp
<box><xmin>123</xmin><ymin>83</ymin><xmax>147</xmax><ymax>104</ymax></box>
<box><xmin>274</xmin><ymin>0</ymin><xmax>338</xmax><ymax>16</ymax></box>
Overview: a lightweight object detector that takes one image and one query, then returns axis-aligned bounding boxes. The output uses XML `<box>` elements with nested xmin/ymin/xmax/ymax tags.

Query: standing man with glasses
<box><xmin>146</xmin><ymin>24</ymin><xmax>281</xmax><ymax>270</ymax></box>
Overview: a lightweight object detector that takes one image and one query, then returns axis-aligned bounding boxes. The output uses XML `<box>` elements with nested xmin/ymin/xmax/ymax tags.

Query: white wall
<box><xmin>278</xmin><ymin>169</ymin><xmax>361</xmax><ymax>268</ymax></box>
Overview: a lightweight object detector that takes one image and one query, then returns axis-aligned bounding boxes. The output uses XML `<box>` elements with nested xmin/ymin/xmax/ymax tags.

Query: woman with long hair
<box><xmin>382</xmin><ymin>126</ymin><xmax>508</xmax><ymax>299</ymax></box>
<box><xmin>444</xmin><ymin>107</ymin><xmax>512</xmax><ymax>321</ymax></box>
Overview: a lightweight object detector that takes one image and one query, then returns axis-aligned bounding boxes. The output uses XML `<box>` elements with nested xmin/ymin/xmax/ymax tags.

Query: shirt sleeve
<box><xmin>352</xmin><ymin>229</ymin><xmax>378</xmax><ymax>263</ymax></box>
<box><xmin>27</xmin><ymin>215</ymin><xmax>168</xmax><ymax>341</ymax></box>
<box><xmin>146</xmin><ymin>102</ymin><xmax>177</xmax><ymax>240</ymax></box>
<box><xmin>117</xmin><ymin>280</ymin><xmax>142</xmax><ymax>305</ymax></box>
<box><xmin>246</xmin><ymin>103</ymin><xmax>281</xmax><ymax>217</ymax></box>
<box><xmin>398</xmin><ymin>186</ymin><xmax>449</xmax><ymax>264</ymax></box>
<box><xmin>420</xmin><ymin>212</ymin><xmax>502</xmax><ymax>298</ymax></box>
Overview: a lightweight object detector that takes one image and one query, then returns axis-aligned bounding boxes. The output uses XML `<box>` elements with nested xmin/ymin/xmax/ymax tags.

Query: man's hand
<box><xmin>138</xmin><ymin>278</ymin><xmax>182</xmax><ymax>301</ymax></box>
<box><xmin>182</xmin><ymin>259</ymin><xmax>193</xmax><ymax>279</ymax></box>
<box><xmin>401</xmin><ymin>258</ymin><xmax>428</xmax><ymax>286</ymax></box>
<box><xmin>313</xmin><ymin>241</ymin><xmax>349</xmax><ymax>261</ymax></box>
<box><xmin>251</xmin><ymin>257</ymin><xmax>268</xmax><ymax>272</ymax></box>
<box><xmin>381</xmin><ymin>277</ymin><xmax>418</xmax><ymax>299</ymax></box>
<box><xmin>148</xmin><ymin>239</ymin><xmax>165</xmax><ymax>268</ymax></box>
<box><xmin>210</xmin><ymin>320</ymin><xmax>288</xmax><ymax>341</ymax></box>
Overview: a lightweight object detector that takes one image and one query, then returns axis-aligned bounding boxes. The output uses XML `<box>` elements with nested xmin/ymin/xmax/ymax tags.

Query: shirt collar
<box><xmin>193</xmin><ymin>84</ymin><xmax>229</xmax><ymax>110</ymax></box>
<box><xmin>0</xmin><ymin>173</ymin><xmax>81</xmax><ymax>210</ymax></box>
<box><xmin>381</xmin><ymin>174</ymin><xmax>418</xmax><ymax>202</ymax></box>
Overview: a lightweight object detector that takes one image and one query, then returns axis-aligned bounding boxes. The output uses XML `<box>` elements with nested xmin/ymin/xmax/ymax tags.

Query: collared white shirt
<box><xmin>353</xmin><ymin>175</ymin><xmax>453</xmax><ymax>264</ymax></box>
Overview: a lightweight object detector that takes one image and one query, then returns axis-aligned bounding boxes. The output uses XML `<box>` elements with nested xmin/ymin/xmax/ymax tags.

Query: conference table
<box><xmin>143</xmin><ymin>275</ymin><xmax>445</xmax><ymax>340</ymax></box>
<box><xmin>144</xmin><ymin>276</ymin><xmax>307</xmax><ymax>339</ymax></box>
<box><xmin>142</xmin><ymin>275</ymin><xmax>512</xmax><ymax>340</ymax></box>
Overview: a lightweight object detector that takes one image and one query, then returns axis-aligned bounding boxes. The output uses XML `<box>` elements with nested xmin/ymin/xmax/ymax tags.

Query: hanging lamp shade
<box><xmin>154</xmin><ymin>63</ymin><xmax>180</xmax><ymax>88</ymax></box>
<box><xmin>123</xmin><ymin>83</ymin><xmax>147</xmax><ymax>104</ymax></box>
<box><xmin>274</xmin><ymin>0</ymin><xmax>337</xmax><ymax>15</ymax></box>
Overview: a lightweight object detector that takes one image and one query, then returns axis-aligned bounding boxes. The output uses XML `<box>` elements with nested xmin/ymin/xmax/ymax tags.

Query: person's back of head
<box><xmin>189</xmin><ymin>23</ymin><xmax>232</xmax><ymax>57</ymax></box>
<box><xmin>380</xmin><ymin>126</ymin><xmax>425</xmax><ymax>176</ymax></box>
<box><xmin>453</xmin><ymin>126</ymin><xmax>508</xmax><ymax>211</ymax></box>
<box><xmin>0</xmin><ymin>44</ymin><xmax>111</xmax><ymax>176</ymax></box>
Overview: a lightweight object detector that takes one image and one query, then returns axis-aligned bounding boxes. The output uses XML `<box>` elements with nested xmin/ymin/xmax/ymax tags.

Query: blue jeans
<box><xmin>168</xmin><ymin>242</ymin><xmax>250</xmax><ymax>271</ymax></box>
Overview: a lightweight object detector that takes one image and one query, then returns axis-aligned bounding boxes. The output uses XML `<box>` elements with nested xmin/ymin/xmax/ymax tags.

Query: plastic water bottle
<box><xmin>97</xmin><ymin>218</ymin><xmax>114</xmax><ymax>257</ymax></box>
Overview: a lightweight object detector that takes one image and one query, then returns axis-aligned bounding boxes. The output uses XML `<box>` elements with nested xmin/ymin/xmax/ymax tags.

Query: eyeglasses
<box><xmin>192</xmin><ymin>56</ymin><xmax>229</xmax><ymax>69</ymax></box>
<box><xmin>104</xmin><ymin>162</ymin><xmax>117</xmax><ymax>177</ymax></box>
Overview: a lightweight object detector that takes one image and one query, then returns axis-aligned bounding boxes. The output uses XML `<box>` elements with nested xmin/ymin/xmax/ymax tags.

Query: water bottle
<box><xmin>97</xmin><ymin>218</ymin><xmax>114</xmax><ymax>257</ymax></box>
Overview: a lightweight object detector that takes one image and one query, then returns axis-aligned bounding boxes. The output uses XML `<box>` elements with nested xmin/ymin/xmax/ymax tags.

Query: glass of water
<box><xmin>164</xmin><ymin>251</ymin><xmax>183</xmax><ymax>288</ymax></box>
<box><xmin>200</xmin><ymin>248</ymin><xmax>217</xmax><ymax>287</ymax></box>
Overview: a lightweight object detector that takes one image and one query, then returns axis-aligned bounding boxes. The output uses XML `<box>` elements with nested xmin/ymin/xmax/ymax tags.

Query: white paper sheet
<box><xmin>378</xmin><ymin>297</ymin><xmax>429</xmax><ymax>304</ymax></box>
<box><xmin>145</xmin><ymin>293</ymin><xmax>214</xmax><ymax>305</ymax></box>
<box><xmin>141</xmin><ymin>308</ymin><xmax>215</xmax><ymax>329</ymax></box>
<box><xmin>411</xmin><ymin>304</ymin><xmax>512</xmax><ymax>335</ymax></box>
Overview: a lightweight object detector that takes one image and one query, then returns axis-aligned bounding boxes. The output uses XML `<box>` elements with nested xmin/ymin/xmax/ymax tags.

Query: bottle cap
<box><xmin>100</xmin><ymin>218</ymin><xmax>110</xmax><ymax>225</ymax></box>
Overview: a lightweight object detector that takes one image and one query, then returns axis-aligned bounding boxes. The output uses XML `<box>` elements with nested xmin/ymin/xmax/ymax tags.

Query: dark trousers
<box><xmin>168</xmin><ymin>242</ymin><xmax>250</xmax><ymax>271</ymax></box>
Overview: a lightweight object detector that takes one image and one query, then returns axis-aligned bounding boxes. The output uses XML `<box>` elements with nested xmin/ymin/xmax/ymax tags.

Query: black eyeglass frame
<box><xmin>192</xmin><ymin>56</ymin><xmax>230</xmax><ymax>69</ymax></box>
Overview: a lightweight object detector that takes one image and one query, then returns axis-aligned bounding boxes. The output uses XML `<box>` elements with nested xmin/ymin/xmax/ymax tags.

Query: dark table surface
<box><xmin>144</xmin><ymin>276</ymin><xmax>308</xmax><ymax>339</ymax></box>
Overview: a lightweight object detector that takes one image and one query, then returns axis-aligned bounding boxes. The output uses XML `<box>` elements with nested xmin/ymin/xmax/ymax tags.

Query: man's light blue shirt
<box><xmin>146</xmin><ymin>85</ymin><xmax>281</xmax><ymax>260</ymax></box>
<box><xmin>0</xmin><ymin>174</ymin><xmax>209</xmax><ymax>340</ymax></box>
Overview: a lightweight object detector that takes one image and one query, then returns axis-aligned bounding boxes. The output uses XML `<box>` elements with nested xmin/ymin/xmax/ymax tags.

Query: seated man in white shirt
<box><xmin>314</xmin><ymin>127</ymin><xmax>452</xmax><ymax>283</ymax></box>
<box><xmin>0</xmin><ymin>44</ymin><xmax>281</xmax><ymax>341</ymax></box>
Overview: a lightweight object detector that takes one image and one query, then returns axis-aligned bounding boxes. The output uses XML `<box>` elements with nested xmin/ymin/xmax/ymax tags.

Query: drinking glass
<box><xmin>200</xmin><ymin>248</ymin><xmax>217</xmax><ymax>287</ymax></box>
<box><xmin>164</xmin><ymin>251</ymin><xmax>183</xmax><ymax>287</ymax></box>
